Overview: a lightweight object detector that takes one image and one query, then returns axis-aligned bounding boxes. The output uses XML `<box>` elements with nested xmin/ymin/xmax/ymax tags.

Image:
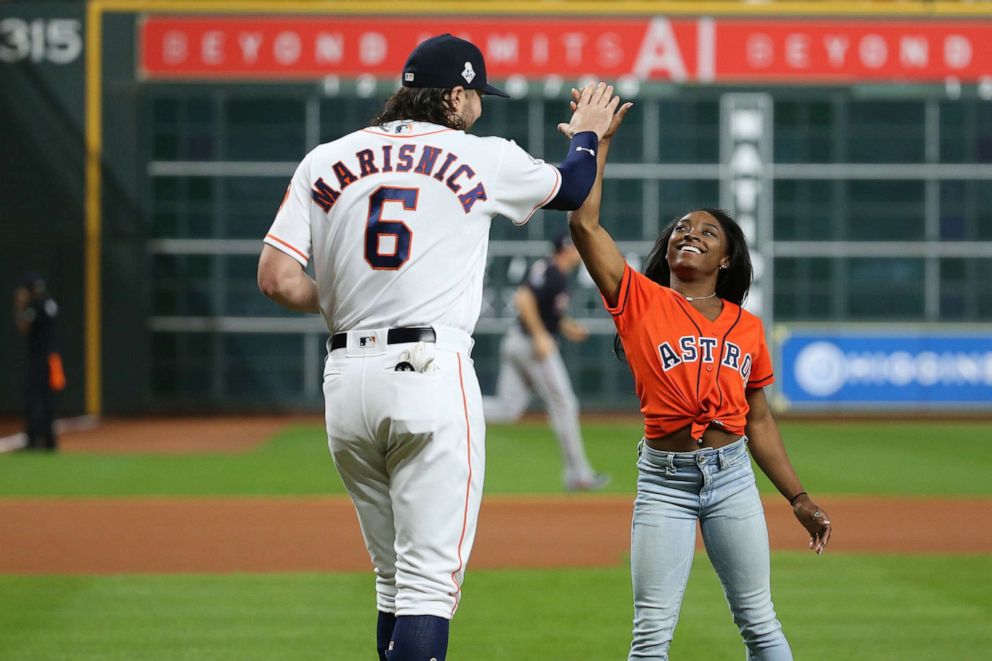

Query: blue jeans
<box><xmin>629</xmin><ymin>436</ymin><xmax>792</xmax><ymax>660</ymax></box>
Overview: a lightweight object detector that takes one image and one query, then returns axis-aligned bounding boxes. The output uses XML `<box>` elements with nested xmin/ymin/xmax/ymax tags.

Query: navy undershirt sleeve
<box><xmin>543</xmin><ymin>131</ymin><xmax>599</xmax><ymax>211</ymax></box>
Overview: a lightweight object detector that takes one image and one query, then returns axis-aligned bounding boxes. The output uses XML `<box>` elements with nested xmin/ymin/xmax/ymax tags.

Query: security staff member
<box><xmin>13</xmin><ymin>273</ymin><xmax>61</xmax><ymax>451</ymax></box>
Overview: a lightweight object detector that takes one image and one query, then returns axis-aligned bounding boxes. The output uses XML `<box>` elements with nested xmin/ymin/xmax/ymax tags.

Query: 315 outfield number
<box><xmin>0</xmin><ymin>18</ymin><xmax>82</xmax><ymax>64</ymax></box>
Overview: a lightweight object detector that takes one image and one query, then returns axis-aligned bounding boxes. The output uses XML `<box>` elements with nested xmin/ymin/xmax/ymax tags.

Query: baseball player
<box><xmin>257</xmin><ymin>34</ymin><xmax>620</xmax><ymax>661</ymax></box>
<box><xmin>564</xmin><ymin>91</ymin><xmax>831</xmax><ymax>659</ymax></box>
<box><xmin>483</xmin><ymin>233</ymin><xmax>609</xmax><ymax>491</ymax></box>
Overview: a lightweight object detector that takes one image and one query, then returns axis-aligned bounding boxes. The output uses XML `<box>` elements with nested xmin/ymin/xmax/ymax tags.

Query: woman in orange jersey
<box><xmin>561</xmin><ymin>94</ymin><xmax>831</xmax><ymax>660</ymax></box>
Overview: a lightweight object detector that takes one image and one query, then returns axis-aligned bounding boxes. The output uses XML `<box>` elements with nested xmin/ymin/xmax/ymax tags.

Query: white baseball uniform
<box><xmin>264</xmin><ymin>119</ymin><xmax>562</xmax><ymax>618</ymax></box>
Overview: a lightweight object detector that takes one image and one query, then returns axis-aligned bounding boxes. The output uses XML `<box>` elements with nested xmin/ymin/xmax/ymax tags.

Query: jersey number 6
<box><xmin>365</xmin><ymin>186</ymin><xmax>417</xmax><ymax>270</ymax></box>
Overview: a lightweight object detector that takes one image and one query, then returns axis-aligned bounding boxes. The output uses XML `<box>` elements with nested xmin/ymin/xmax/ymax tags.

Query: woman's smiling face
<box><xmin>666</xmin><ymin>210</ymin><xmax>730</xmax><ymax>276</ymax></box>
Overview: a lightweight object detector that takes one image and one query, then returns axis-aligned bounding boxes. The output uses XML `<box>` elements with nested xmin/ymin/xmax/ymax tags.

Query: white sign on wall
<box><xmin>720</xmin><ymin>93</ymin><xmax>773</xmax><ymax>319</ymax></box>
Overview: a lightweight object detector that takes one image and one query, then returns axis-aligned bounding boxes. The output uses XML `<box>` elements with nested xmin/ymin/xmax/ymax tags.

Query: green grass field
<box><xmin>1</xmin><ymin>420</ymin><xmax>990</xmax><ymax>660</ymax></box>
<box><xmin>1</xmin><ymin>556</ymin><xmax>989</xmax><ymax>660</ymax></box>
<box><xmin>0</xmin><ymin>420</ymin><xmax>990</xmax><ymax>497</ymax></box>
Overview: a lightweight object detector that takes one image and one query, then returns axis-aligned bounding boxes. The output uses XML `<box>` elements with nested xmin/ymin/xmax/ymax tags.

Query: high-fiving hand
<box><xmin>559</xmin><ymin>85</ymin><xmax>634</xmax><ymax>142</ymax></box>
<box><xmin>556</xmin><ymin>82</ymin><xmax>628</xmax><ymax>140</ymax></box>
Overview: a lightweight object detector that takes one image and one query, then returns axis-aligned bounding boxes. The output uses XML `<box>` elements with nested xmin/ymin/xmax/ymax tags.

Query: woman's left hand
<box><xmin>559</xmin><ymin>87</ymin><xmax>633</xmax><ymax>141</ymax></box>
<box><xmin>792</xmin><ymin>495</ymin><xmax>832</xmax><ymax>555</ymax></box>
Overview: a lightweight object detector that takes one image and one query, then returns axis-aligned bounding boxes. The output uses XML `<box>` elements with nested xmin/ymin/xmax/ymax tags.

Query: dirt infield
<box><xmin>1</xmin><ymin>495</ymin><xmax>989</xmax><ymax>574</ymax></box>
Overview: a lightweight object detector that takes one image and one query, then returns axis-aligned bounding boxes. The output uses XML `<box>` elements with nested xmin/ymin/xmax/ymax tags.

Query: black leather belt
<box><xmin>329</xmin><ymin>327</ymin><xmax>436</xmax><ymax>351</ymax></box>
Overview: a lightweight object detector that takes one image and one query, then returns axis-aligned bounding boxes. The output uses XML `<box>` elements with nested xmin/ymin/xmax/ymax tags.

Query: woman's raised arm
<box><xmin>564</xmin><ymin>92</ymin><xmax>633</xmax><ymax>308</ymax></box>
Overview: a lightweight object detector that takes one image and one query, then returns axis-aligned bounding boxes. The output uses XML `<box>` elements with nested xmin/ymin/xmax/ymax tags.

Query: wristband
<box><xmin>544</xmin><ymin>131</ymin><xmax>598</xmax><ymax>211</ymax></box>
<box><xmin>788</xmin><ymin>491</ymin><xmax>808</xmax><ymax>506</ymax></box>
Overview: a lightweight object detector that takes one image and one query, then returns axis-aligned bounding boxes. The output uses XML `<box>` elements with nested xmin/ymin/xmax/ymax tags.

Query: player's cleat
<box><xmin>566</xmin><ymin>473</ymin><xmax>611</xmax><ymax>492</ymax></box>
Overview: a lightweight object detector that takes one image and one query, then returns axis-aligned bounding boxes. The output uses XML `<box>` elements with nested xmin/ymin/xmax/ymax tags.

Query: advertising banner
<box><xmin>139</xmin><ymin>16</ymin><xmax>992</xmax><ymax>83</ymax></box>
<box><xmin>779</xmin><ymin>330</ymin><xmax>992</xmax><ymax>408</ymax></box>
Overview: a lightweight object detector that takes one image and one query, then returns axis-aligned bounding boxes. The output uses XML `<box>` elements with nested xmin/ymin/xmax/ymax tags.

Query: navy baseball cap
<box><xmin>402</xmin><ymin>34</ymin><xmax>510</xmax><ymax>98</ymax></box>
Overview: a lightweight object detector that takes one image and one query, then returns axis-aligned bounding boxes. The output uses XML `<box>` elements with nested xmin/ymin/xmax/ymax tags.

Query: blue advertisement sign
<box><xmin>779</xmin><ymin>330</ymin><xmax>992</xmax><ymax>408</ymax></box>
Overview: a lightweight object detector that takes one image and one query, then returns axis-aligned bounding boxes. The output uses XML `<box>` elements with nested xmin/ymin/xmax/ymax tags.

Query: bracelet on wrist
<box><xmin>788</xmin><ymin>491</ymin><xmax>808</xmax><ymax>506</ymax></box>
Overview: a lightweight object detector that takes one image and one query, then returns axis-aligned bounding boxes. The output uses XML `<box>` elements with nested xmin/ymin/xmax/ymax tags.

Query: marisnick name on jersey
<box><xmin>310</xmin><ymin>144</ymin><xmax>487</xmax><ymax>214</ymax></box>
<box><xmin>658</xmin><ymin>336</ymin><xmax>754</xmax><ymax>385</ymax></box>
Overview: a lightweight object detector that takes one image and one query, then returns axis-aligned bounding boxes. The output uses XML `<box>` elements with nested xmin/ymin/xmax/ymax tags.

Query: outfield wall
<box><xmin>0</xmin><ymin>2</ymin><xmax>87</xmax><ymax>416</ymax></box>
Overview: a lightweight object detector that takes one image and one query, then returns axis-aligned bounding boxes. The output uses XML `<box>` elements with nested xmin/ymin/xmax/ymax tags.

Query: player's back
<box><xmin>265</xmin><ymin>119</ymin><xmax>561</xmax><ymax>335</ymax></box>
<box><xmin>312</xmin><ymin>122</ymin><xmax>489</xmax><ymax>333</ymax></box>
<box><xmin>313</xmin><ymin>121</ymin><xmax>553</xmax><ymax>334</ymax></box>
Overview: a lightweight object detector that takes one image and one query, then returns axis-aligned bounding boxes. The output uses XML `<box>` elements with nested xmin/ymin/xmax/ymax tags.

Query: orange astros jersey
<box><xmin>605</xmin><ymin>264</ymin><xmax>774</xmax><ymax>441</ymax></box>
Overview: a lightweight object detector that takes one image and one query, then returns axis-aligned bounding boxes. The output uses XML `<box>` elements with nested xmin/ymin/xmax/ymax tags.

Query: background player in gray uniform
<box><xmin>484</xmin><ymin>234</ymin><xmax>609</xmax><ymax>491</ymax></box>
<box><xmin>257</xmin><ymin>33</ymin><xmax>621</xmax><ymax>661</ymax></box>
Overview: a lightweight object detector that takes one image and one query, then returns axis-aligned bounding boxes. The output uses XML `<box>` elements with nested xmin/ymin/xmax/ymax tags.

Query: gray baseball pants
<box><xmin>482</xmin><ymin>325</ymin><xmax>596</xmax><ymax>486</ymax></box>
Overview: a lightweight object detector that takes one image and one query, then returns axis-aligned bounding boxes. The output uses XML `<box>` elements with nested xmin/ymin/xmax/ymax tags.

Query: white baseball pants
<box><xmin>323</xmin><ymin>326</ymin><xmax>485</xmax><ymax>619</ymax></box>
